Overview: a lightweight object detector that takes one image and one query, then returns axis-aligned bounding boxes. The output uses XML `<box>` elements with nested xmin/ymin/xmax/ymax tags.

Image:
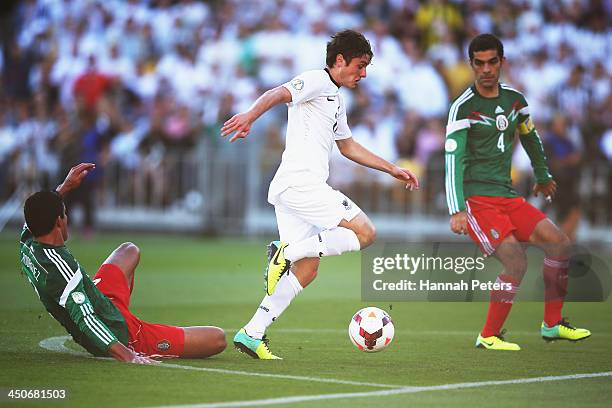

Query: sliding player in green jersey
<box><xmin>445</xmin><ymin>34</ymin><xmax>590</xmax><ymax>350</ymax></box>
<box><xmin>20</xmin><ymin>163</ymin><xmax>226</xmax><ymax>363</ymax></box>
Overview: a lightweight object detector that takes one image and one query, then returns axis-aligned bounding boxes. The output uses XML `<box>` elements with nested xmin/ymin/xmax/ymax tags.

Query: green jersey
<box><xmin>444</xmin><ymin>83</ymin><xmax>552</xmax><ymax>214</ymax></box>
<box><xmin>19</xmin><ymin>225</ymin><xmax>128</xmax><ymax>356</ymax></box>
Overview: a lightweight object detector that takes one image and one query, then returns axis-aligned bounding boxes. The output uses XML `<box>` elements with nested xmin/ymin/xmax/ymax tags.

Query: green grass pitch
<box><xmin>1</xmin><ymin>231</ymin><xmax>610</xmax><ymax>407</ymax></box>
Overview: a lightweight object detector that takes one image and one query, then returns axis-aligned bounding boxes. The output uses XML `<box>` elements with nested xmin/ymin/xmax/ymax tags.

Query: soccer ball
<box><xmin>348</xmin><ymin>307</ymin><xmax>395</xmax><ymax>352</ymax></box>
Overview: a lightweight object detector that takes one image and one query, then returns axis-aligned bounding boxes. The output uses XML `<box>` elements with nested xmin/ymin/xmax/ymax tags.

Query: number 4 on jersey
<box><xmin>497</xmin><ymin>133</ymin><xmax>505</xmax><ymax>152</ymax></box>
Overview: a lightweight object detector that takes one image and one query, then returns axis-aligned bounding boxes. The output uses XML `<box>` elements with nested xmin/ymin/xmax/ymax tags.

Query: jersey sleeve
<box><xmin>445</xmin><ymin>103</ymin><xmax>470</xmax><ymax>214</ymax></box>
<box><xmin>334</xmin><ymin>95</ymin><xmax>352</xmax><ymax>140</ymax></box>
<box><xmin>282</xmin><ymin>70</ymin><xmax>328</xmax><ymax>105</ymax></box>
<box><xmin>516</xmin><ymin>96</ymin><xmax>553</xmax><ymax>184</ymax></box>
<box><xmin>46</xmin><ymin>259</ymin><xmax>119</xmax><ymax>352</ymax></box>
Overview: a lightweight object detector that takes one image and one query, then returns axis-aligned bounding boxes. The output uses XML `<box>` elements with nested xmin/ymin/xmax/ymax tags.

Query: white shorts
<box><xmin>274</xmin><ymin>184</ymin><xmax>362</xmax><ymax>243</ymax></box>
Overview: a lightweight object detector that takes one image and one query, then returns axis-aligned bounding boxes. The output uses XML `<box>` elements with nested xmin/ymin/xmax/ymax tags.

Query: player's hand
<box><xmin>109</xmin><ymin>342</ymin><xmax>160</xmax><ymax>364</ymax></box>
<box><xmin>450</xmin><ymin>211</ymin><xmax>469</xmax><ymax>235</ymax></box>
<box><xmin>390</xmin><ymin>166</ymin><xmax>420</xmax><ymax>191</ymax></box>
<box><xmin>56</xmin><ymin>163</ymin><xmax>96</xmax><ymax>197</ymax></box>
<box><xmin>533</xmin><ymin>180</ymin><xmax>557</xmax><ymax>203</ymax></box>
<box><xmin>130</xmin><ymin>353</ymin><xmax>161</xmax><ymax>365</ymax></box>
<box><xmin>221</xmin><ymin>112</ymin><xmax>254</xmax><ymax>142</ymax></box>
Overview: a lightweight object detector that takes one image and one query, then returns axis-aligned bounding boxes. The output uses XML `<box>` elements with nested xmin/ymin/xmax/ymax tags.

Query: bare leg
<box><xmin>102</xmin><ymin>242</ymin><xmax>140</xmax><ymax>290</ymax></box>
<box><xmin>494</xmin><ymin>234</ymin><xmax>528</xmax><ymax>283</ymax></box>
<box><xmin>291</xmin><ymin>258</ymin><xmax>319</xmax><ymax>288</ymax></box>
<box><xmin>339</xmin><ymin>212</ymin><xmax>377</xmax><ymax>249</ymax></box>
<box><xmin>102</xmin><ymin>244</ymin><xmax>226</xmax><ymax>358</ymax></box>
<box><xmin>181</xmin><ymin>326</ymin><xmax>226</xmax><ymax>358</ymax></box>
<box><xmin>528</xmin><ymin>218</ymin><xmax>571</xmax><ymax>257</ymax></box>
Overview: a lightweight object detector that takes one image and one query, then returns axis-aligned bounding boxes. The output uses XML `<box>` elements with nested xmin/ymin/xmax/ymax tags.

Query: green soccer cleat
<box><xmin>265</xmin><ymin>241</ymin><xmax>291</xmax><ymax>296</ymax></box>
<box><xmin>475</xmin><ymin>330</ymin><xmax>521</xmax><ymax>351</ymax></box>
<box><xmin>233</xmin><ymin>328</ymin><xmax>282</xmax><ymax>360</ymax></box>
<box><xmin>541</xmin><ymin>319</ymin><xmax>591</xmax><ymax>342</ymax></box>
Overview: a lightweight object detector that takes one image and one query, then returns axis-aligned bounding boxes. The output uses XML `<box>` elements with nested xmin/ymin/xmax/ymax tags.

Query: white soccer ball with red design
<box><xmin>348</xmin><ymin>307</ymin><xmax>394</xmax><ymax>352</ymax></box>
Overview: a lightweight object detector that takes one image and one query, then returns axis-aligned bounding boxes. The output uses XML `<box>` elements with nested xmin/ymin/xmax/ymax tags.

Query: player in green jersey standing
<box><xmin>20</xmin><ymin>163</ymin><xmax>226</xmax><ymax>363</ymax></box>
<box><xmin>445</xmin><ymin>34</ymin><xmax>590</xmax><ymax>350</ymax></box>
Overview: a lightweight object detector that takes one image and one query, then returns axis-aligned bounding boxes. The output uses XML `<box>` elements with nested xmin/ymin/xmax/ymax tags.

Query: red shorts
<box><xmin>93</xmin><ymin>264</ymin><xmax>185</xmax><ymax>358</ymax></box>
<box><xmin>465</xmin><ymin>195</ymin><xmax>546</xmax><ymax>256</ymax></box>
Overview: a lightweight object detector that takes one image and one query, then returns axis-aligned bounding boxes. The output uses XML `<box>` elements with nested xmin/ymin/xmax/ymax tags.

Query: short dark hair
<box><xmin>326</xmin><ymin>30</ymin><xmax>373</xmax><ymax>68</ymax></box>
<box><xmin>468</xmin><ymin>34</ymin><xmax>504</xmax><ymax>61</ymax></box>
<box><xmin>24</xmin><ymin>191</ymin><xmax>65</xmax><ymax>237</ymax></box>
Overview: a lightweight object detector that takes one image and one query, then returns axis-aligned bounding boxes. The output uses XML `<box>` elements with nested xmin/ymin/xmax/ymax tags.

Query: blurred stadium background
<box><xmin>0</xmin><ymin>0</ymin><xmax>610</xmax><ymax>242</ymax></box>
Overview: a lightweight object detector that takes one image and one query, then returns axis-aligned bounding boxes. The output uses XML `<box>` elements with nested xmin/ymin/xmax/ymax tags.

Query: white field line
<box><xmin>156</xmin><ymin>362</ymin><xmax>403</xmax><ymax>388</ymax></box>
<box><xmin>38</xmin><ymin>336</ymin><xmax>403</xmax><ymax>389</ymax></box>
<box><xmin>155</xmin><ymin>371</ymin><xmax>612</xmax><ymax>408</ymax></box>
<box><xmin>227</xmin><ymin>328</ymin><xmax>611</xmax><ymax>336</ymax></box>
<box><xmin>40</xmin><ymin>336</ymin><xmax>612</xmax><ymax>408</ymax></box>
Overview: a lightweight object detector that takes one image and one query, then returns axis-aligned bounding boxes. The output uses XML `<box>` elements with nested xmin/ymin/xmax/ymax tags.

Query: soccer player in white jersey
<box><xmin>221</xmin><ymin>30</ymin><xmax>419</xmax><ymax>359</ymax></box>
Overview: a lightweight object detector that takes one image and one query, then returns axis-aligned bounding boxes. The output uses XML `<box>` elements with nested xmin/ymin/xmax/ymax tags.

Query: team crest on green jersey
<box><xmin>71</xmin><ymin>291</ymin><xmax>85</xmax><ymax>304</ymax></box>
<box><xmin>468</xmin><ymin>103</ymin><xmax>522</xmax><ymax>130</ymax></box>
<box><xmin>496</xmin><ymin>114</ymin><xmax>508</xmax><ymax>131</ymax></box>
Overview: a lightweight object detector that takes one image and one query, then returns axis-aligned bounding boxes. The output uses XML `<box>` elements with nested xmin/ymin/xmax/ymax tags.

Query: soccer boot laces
<box><xmin>541</xmin><ymin>318</ymin><xmax>591</xmax><ymax>342</ymax></box>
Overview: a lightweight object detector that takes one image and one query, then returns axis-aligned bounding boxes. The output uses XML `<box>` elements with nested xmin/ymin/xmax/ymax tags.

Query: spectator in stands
<box><xmin>0</xmin><ymin>0</ymin><xmax>610</xmax><ymax>228</ymax></box>
<box><xmin>545</xmin><ymin>114</ymin><xmax>583</xmax><ymax>241</ymax></box>
<box><xmin>73</xmin><ymin>55</ymin><xmax>115</xmax><ymax>116</ymax></box>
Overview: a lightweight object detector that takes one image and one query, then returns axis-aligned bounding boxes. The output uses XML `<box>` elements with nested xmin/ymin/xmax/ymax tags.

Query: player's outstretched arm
<box><xmin>221</xmin><ymin>86</ymin><xmax>292</xmax><ymax>142</ymax></box>
<box><xmin>336</xmin><ymin>138</ymin><xmax>419</xmax><ymax>190</ymax></box>
<box><xmin>56</xmin><ymin>163</ymin><xmax>96</xmax><ymax>198</ymax></box>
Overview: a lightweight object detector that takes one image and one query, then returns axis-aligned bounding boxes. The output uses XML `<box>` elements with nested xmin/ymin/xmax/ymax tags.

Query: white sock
<box><xmin>244</xmin><ymin>271</ymin><xmax>303</xmax><ymax>339</ymax></box>
<box><xmin>284</xmin><ymin>227</ymin><xmax>361</xmax><ymax>262</ymax></box>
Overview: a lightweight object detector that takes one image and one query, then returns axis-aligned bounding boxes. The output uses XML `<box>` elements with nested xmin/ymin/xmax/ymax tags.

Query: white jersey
<box><xmin>267</xmin><ymin>69</ymin><xmax>352</xmax><ymax>205</ymax></box>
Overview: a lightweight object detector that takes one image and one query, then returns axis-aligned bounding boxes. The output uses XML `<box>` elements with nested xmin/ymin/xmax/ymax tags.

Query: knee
<box><xmin>309</xmin><ymin>267</ymin><xmax>318</xmax><ymax>281</ymax></box>
<box><xmin>212</xmin><ymin>328</ymin><xmax>227</xmax><ymax>355</ymax></box>
<box><xmin>552</xmin><ymin>232</ymin><xmax>572</xmax><ymax>256</ymax></box>
<box><xmin>293</xmin><ymin>263</ymin><xmax>318</xmax><ymax>288</ymax></box>
<box><xmin>541</xmin><ymin>230</ymin><xmax>572</xmax><ymax>259</ymax></box>
<box><xmin>357</xmin><ymin>224</ymin><xmax>377</xmax><ymax>249</ymax></box>
<box><xmin>119</xmin><ymin>242</ymin><xmax>140</xmax><ymax>262</ymax></box>
<box><xmin>120</xmin><ymin>241</ymin><xmax>140</xmax><ymax>254</ymax></box>
<box><xmin>301</xmin><ymin>266</ymin><xmax>318</xmax><ymax>286</ymax></box>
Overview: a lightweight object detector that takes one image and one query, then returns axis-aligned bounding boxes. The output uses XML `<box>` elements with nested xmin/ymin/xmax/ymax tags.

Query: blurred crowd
<box><xmin>0</xmin><ymin>0</ymin><xmax>610</xmax><ymax>233</ymax></box>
